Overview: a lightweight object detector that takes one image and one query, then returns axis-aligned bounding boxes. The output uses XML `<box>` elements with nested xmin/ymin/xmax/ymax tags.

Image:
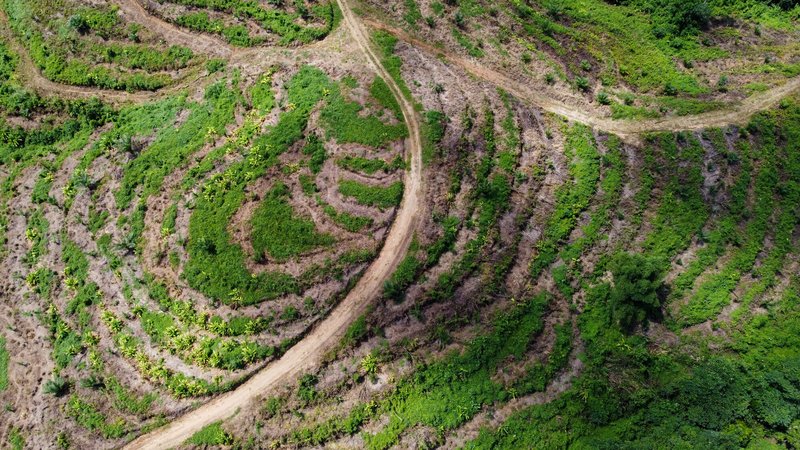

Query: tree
<box><xmin>607</xmin><ymin>252</ymin><xmax>665</xmax><ymax>331</ymax></box>
<box><xmin>668</xmin><ymin>0</ymin><xmax>711</xmax><ymax>34</ymax></box>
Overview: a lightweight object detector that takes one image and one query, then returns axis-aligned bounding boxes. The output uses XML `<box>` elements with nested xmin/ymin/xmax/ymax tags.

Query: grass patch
<box><xmin>323</xmin><ymin>204</ymin><xmax>373</xmax><ymax>232</ymax></box>
<box><xmin>0</xmin><ymin>336</ymin><xmax>8</xmax><ymax>391</ymax></box>
<box><xmin>186</xmin><ymin>421</ymin><xmax>233</xmax><ymax>446</ymax></box>
<box><xmin>251</xmin><ymin>182</ymin><xmax>334</xmax><ymax>262</ymax></box>
<box><xmin>338</xmin><ymin>180</ymin><xmax>403</xmax><ymax>209</ymax></box>
<box><xmin>337</xmin><ymin>155</ymin><xmax>404</xmax><ymax>175</ymax></box>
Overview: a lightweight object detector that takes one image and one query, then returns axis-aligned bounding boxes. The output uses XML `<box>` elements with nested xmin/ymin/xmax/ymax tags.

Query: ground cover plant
<box><xmin>250</xmin><ymin>182</ymin><xmax>335</xmax><ymax>262</ymax></box>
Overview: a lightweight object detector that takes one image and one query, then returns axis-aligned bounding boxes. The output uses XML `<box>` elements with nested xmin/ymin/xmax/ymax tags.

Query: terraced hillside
<box><xmin>0</xmin><ymin>0</ymin><xmax>799</xmax><ymax>449</ymax></box>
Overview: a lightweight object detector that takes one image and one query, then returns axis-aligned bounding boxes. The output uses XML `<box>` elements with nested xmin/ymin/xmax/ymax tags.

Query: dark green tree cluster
<box><xmin>607</xmin><ymin>252</ymin><xmax>666</xmax><ymax>331</ymax></box>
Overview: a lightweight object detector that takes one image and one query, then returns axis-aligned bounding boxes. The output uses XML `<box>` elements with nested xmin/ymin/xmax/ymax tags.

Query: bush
<box><xmin>576</xmin><ymin>76</ymin><xmax>590</xmax><ymax>92</ymax></box>
<box><xmin>187</xmin><ymin>421</ymin><xmax>233</xmax><ymax>446</ymax></box>
<box><xmin>607</xmin><ymin>252</ymin><xmax>665</xmax><ymax>331</ymax></box>
<box><xmin>44</xmin><ymin>376</ymin><xmax>69</xmax><ymax>396</ymax></box>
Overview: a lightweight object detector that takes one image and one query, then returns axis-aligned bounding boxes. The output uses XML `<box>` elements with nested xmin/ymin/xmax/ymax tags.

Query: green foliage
<box><xmin>66</xmin><ymin>395</ymin><xmax>128</xmax><ymax>439</ymax></box>
<box><xmin>641</xmin><ymin>133</ymin><xmax>707</xmax><ymax>259</ymax></box>
<box><xmin>607</xmin><ymin>252</ymin><xmax>666</xmax><ymax>330</ymax></box>
<box><xmin>100</xmin><ymin>308</ymin><xmax>222</xmax><ymax>397</ymax></box>
<box><xmin>8</xmin><ymin>428</ymin><xmax>24</xmax><ymax>450</ymax></box>
<box><xmin>340</xmin><ymin>314</ymin><xmax>368</xmax><ymax>349</ymax></box>
<box><xmin>44</xmin><ymin>376</ymin><xmax>69</xmax><ymax>396</ymax></box>
<box><xmin>383</xmin><ymin>254</ymin><xmax>423</xmax><ymax>301</ymax></box>
<box><xmin>161</xmin><ymin>203</ymin><xmax>178</xmax><ymax>237</ymax></box>
<box><xmin>337</xmin><ymin>155</ymin><xmax>403</xmax><ymax>175</ymax></box>
<box><xmin>364</xmin><ymin>295</ymin><xmax>559</xmax><ymax>449</ymax></box>
<box><xmin>373</xmin><ymin>31</ymin><xmax>412</xmax><ymax>100</ymax></box>
<box><xmin>297</xmin><ymin>373</ymin><xmax>319</xmax><ymax>406</ymax></box>
<box><xmin>323</xmin><ymin>204</ymin><xmax>373</xmax><ymax>232</ymax></box>
<box><xmin>24</xmin><ymin>207</ymin><xmax>49</xmax><ymax>265</ymax></box>
<box><xmin>466</xmin><ymin>104</ymin><xmax>800</xmax><ymax>449</ymax></box>
<box><xmin>530</xmin><ymin>124</ymin><xmax>600</xmax><ymax>278</ymax></box>
<box><xmin>404</xmin><ymin>0</ymin><xmax>423</xmax><ymax>26</ymax></box>
<box><xmin>288</xmin><ymin>402</ymin><xmax>376</xmax><ymax>446</ymax></box>
<box><xmin>370</xmin><ymin>76</ymin><xmax>403</xmax><ymax>119</ymax></box>
<box><xmin>320</xmin><ymin>82</ymin><xmax>407</xmax><ymax>148</ymax></box>
<box><xmin>186</xmin><ymin>421</ymin><xmax>233</xmax><ymax>446</ymax></box>
<box><xmin>26</xmin><ymin>267</ymin><xmax>57</xmax><ymax>299</ymax></box>
<box><xmin>559</xmin><ymin>135</ymin><xmax>625</xmax><ymax>266</ymax></box>
<box><xmin>251</xmin><ymin>182</ymin><xmax>334</xmax><ymax>262</ymax></box>
<box><xmin>184</xmin><ymin>66</ymin><xmax>332</xmax><ymax>306</ymax></box>
<box><xmin>105</xmin><ymin>376</ymin><xmax>157</xmax><ymax>415</ymax></box>
<box><xmin>0</xmin><ymin>336</ymin><xmax>8</xmax><ymax>391</ymax></box>
<box><xmin>141</xmin><ymin>274</ymin><xmax>274</xmax><ymax>338</ymax></box>
<box><xmin>116</xmin><ymin>82</ymin><xmax>239</xmax><ymax>209</ymax></box>
<box><xmin>338</xmin><ymin>180</ymin><xmax>404</xmax><ymax>209</ymax></box>
<box><xmin>452</xmin><ymin>28</ymin><xmax>485</xmax><ymax>58</ymax></box>
<box><xmin>421</xmin><ymin>110</ymin><xmax>447</xmax><ymax>164</ymax></box>
<box><xmin>4</xmin><ymin>0</ymin><xmax>191</xmax><ymax>91</ymax></box>
<box><xmin>302</xmin><ymin>133</ymin><xmax>327</xmax><ymax>174</ymax></box>
<box><xmin>509</xmin><ymin>0</ymin><xmax>727</xmax><ymax>95</ymax></box>
<box><xmin>249</xmin><ymin>71</ymin><xmax>276</xmax><ymax>113</ymax></box>
<box><xmin>170</xmin><ymin>0</ymin><xmax>337</xmax><ymax>46</ymax></box>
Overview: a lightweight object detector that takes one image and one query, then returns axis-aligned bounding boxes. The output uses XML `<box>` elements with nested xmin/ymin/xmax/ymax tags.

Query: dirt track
<box><xmin>364</xmin><ymin>20</ymin><xmax>800</xmax><ymax>140</ymax></box>
<box><xmin>121</xmin><ymin>0</ymin><xmax>424</xmax><ymax>447</ymax></box>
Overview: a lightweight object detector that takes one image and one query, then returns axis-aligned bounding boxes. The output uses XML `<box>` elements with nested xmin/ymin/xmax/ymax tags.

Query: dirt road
<box><xmin>122</xmin><ymin>0</ymin><xmax>423</xmax><ymax>448</ymax></box>
<box><xmin>364</xmin><ymin>20</ymin><xmax>800</xmax><ymax>140</ymax></box>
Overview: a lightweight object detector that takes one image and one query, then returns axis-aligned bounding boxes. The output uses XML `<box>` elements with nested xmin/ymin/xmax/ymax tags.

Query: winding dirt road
<box><xmin>122</xmin><ymin>0</ymin><xmax>423</xmax><ymax>447</ymax></box>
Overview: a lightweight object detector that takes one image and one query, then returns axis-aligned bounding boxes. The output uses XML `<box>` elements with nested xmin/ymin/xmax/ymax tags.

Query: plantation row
<box><xmin>2</xmin><ymin>0</ymin><xmax>200</xmax><ymax>91</ymax></box>
<box><xmin>205</xmin><ymin>45</ymin><xmax>800</xmax><ymax>447</ymax></box>
<box><xmin>0</xmin><ymin>26</ymin><xmax>411</xmax><ymax>445</ymax></box>
<box><xmin>158</xmin><ymin>0</ymin><xmax>339</xmax><ymax>46</ymax></box>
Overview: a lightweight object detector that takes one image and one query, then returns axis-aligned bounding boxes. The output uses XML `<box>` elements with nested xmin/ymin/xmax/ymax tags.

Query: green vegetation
<box><xmin>464</xmin><ymin>99</ymin><xmax>800</xmax><ymax>450</ymax></box>
<box><xmin>607</xmin><ymin>252</ymin><xmax>666</xmax><ymax>330</ymax></box>
<box><xmin>8</xmin><ymin>428</ymin><xmax>24</xmax><ymax>450</ymax></box>
<box><xmin>251</xmin><ymin>182</ymin><xmax>334</xmax><ymax>262</ymax></box>
<box><xmin>496</xmin><ymin>0</ymin><xmax>800</xmax><ymax>106</ymax></box>
<box><xmin>323</xmin><ymin>204</ymin><xmax>374</xmax><ymax>232</ymax></box>
<box><xmin>338</xmin><ymin>180</ymin><xmax>404</xmax><ymax>209</ymax></box>
<box><xmin>100</xmin><ymin>308</ymin><xmax>224</xmax><ymax>397</ymax></box>
<box><xmin>321</xmin><ymin>81</ymin><xmax>407</xmax><ymax>148</ymax></box>
<box><xmin>340</xmin><ymin>314</ymin><xmax>369</xmax><ymax>349</ymax></box>
<box><xmin>66</xmin><ymin>395</ymin><xmax>127</xmax><ymax>439</ymax></box>
<box><xmin>169</xmin><ymin>0</ymin><xmax>338</xmax><ymax>46</ymax></box>
<box><xmin>363</xmin><ymin>295</ymin><xmax>565</xmax><ymax>449</ymax></box>
<box><xmin>186</xmin><ymin>421</ymin><xmax>234</xmax><ymax>446</ymax></box>
<box><xmin>183</xmin><ymin>65</ymin><xmax>404</xmax><ymax>305</ymax></box>
<box><xmin>641</xmin><ymin>133</ymin><xmax>707</xmax><ymax>259</ymax></box>
<box><xmin>302</xmin><ymin>134</ymin><xmax>327</xmax><ymax>173</ymax></box>
<box><xmin>183</xmin><ymin>66</ymin><xmax>331</xmax><ymax>306</ymax></box>
<box><xmin>115</xmin><ymin>82</ymin><xmax>239</xmax><ymax>209</ymax></box>
<box><xmin>249</xmin><ymin>71</ymin><xmax>277</xmax><ymax>113</ymax></box>
<box><xmin>337</xmin><ymin>155</ymin><xmax>404</xmax><ymax>174</ymax></box>
<box><xmin>370</xmin><ymin>76</ymin><xmax>403</xmax><ymax>119</ymax></box>
<box><xmin>530</xmin><ymin>124</ymin><xmax>600</xmax><ymax>279</ymax></box>
<box><xmin>3</xmin><ymin>0</ymin><xmax>195</xmax><ymax>91</ymax></box>
<box><xmin>373</xmin><ymin>31</ymin><xmax>412</xmax><ymax>100</ymax></box>
<box><xmin>0</xmin><ymin>336</ymin><xmax>8</xmax><ymax>391</ymax></box>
